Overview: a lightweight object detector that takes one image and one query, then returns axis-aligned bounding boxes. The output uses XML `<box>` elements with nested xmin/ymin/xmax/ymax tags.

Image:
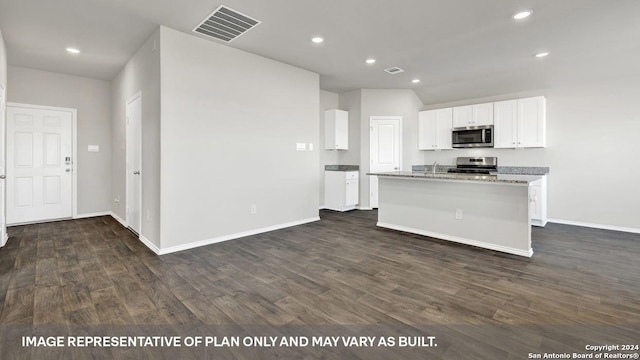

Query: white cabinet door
<box><xmin>473</xmin><ymin>103</ymin><xmax>494</xmax><ymax>126</ymax></box>
<box><xmin>325</xmin><ymin>109</ymin><xmax>349</xmax><ymax>150</ymax></box>
<box><xmin>453</xmin><ymin>104</ymin><xmax>493</xmax><ymax>127</ymax></box>
<box><xmin>493</xmin><ymin>100</ymin><xmax>518</xmax><ymax>148</ymax></box>
<box><xmin>345</xmin><ymin>179</ymin><xmax>358</xmax><ymax>206</ymax></box>
<box><xmin>452</xmin><ymin>105</ymin><xmax>472</xmax><ymax>127</ymax></box>
<box><xmin>529</xmin><ymin>176</ymin><xmax>547</xmax><ymax>227</ymax></box>
<box><xmin>419</xmin><ymin>109</ymin><xmax>452</xmax><ymax>150</ymax></box>
<box><xmin>418</xmin><ymin>110</ymin><xmax>438</xmax><ymax>150</ymax></box>
<box><xmin>519</xmin><ymin>96</ymin><xmax>546</xmax><ymax>148</ymax></box>
<box><xmin>436</xmin><ymin>108</ymin><xmax>453</xmax><ymax>149</ymax></box>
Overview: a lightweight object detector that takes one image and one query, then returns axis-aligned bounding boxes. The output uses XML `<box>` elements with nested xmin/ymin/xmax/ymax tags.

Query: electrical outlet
<box><xmin>114</xmin><ymin>196</ymin><xmax>120</xmax><ymax>204</ymax></box>
<box><xmin>250</xmin><ymin>204</ymin><xmax>257</xmax><ymax>215</ymax></box>
<box><xmin>455</xmin><ymin>208</ymin><xmax>463</xmax><ymax>220</ymax></box>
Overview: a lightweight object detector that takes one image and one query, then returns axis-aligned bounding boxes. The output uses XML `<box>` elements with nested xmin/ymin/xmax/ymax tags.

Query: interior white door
<box><xmin>6</xmin><ymin>105</ymin><xmax>73</xmax><ymax>224</ymax></box>
<box><xmin>126</xmin><ymin>93</ymin><xmax>142</xmax><ymax>235</ymax></box>
<box><xmin>370</xmin><ymin>117</ymin><xmax>401</xmax><ymax>208</ymax></box>
<box><xmin>0</xmin><ymin>86</ymin><xmax>6</xmax><ymax>245</ymax></box>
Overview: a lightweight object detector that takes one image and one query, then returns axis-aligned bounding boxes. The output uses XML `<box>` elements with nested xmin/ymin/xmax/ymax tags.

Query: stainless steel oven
<box><xmin>452</xmin><ymin>125</ymin><xmax>493</xmax><ymax>148</ymax></box>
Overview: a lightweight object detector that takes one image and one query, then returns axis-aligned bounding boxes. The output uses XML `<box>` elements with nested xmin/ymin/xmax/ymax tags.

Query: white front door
<box><xmin>6</xmin><ymin>104</ymin><xmax>73</xmax><ymax>224</ymax></box>
<box><xmin>0</xmin><ymin>86</ymin><xmax>6</xmax><ymax>245</ymax></box>
<box><xmin>126</xmin><ymin>93</ymin><xmax>142</xmax><ymax>235</ymax></box>
<box><xmin>370</xmin><ymin>117</ymin><xmax>401</xmax><ymax>208</ymax></box>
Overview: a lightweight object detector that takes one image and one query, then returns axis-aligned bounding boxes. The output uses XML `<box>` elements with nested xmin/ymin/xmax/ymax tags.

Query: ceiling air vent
<box><xmin>384</xmin><ymin>67</ymin><xmax>405</xmax><ymax>75</ymax></box>
<box><xmin>193</xmin><ymin>5</ymin><xmax>261</xmax><ymax>43</ymax></box>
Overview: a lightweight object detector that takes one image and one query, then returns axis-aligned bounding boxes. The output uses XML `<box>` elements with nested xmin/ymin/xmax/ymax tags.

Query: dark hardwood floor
<box><xmin>0</xmin><ymin>210</ymin><xmax>638</xmax><ymax>359</ymax></box>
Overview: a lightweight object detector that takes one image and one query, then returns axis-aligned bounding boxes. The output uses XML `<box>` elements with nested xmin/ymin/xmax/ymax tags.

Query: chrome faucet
<box><xmin>432</xmin><ymin>161</ymin><xmax>438</xmax><ymax>175</ymax></box>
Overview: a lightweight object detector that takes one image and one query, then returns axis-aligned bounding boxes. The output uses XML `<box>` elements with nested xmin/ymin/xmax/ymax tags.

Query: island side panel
<box><xmin>376</xmin><ymin>177</ymin><xmax>532</xmax><ymax>257</ymax></box>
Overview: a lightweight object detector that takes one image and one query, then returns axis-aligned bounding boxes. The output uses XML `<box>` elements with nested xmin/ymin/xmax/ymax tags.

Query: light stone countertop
<box><xmin>367</xmin><ymin>171</ymin><xmax>542</xmax><ymax>185</ymax></box>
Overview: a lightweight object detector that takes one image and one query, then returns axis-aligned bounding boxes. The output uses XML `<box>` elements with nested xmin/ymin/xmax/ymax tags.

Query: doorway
<box><xmin>126</xmin><ymin>92</ymin><xmax>142</xmax><ymax>236</ymax></box>
<box><xmin>6</xmin><ymin>103</ymin><xmax>76</xmax><ymax>225</ymax></box>
<box><xmin>369</xmin><ymin>116</ymin><xmax>401</xmax><ymax>208</ymax></box>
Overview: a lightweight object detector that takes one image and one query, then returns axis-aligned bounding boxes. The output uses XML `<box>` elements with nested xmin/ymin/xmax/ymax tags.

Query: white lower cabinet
<box><xmin>325</xmin><ymin>171</ymin><xmax>359</xmax><ymax>211</ymax></box>
<box><xmin>529</xmin><ymin>175</ymin><xmax>548</xmax><ymax>227</ymax></box>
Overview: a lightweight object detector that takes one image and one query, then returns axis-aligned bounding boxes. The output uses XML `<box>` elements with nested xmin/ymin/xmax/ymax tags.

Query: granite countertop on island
<box><xmin>412</xmin><ymin>165</ymin><xmax>550</xmax><ymax>175</ymax></box>
<box><xmin>367</xmin><ymin>171</ymin><xmax>542</xmax><ymax>185</ymax></box>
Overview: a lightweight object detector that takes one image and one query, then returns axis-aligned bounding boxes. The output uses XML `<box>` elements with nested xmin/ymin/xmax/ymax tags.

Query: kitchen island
<box><xmin>367</xmin><ymin>171</ymin><xmax>542</xmax><ymax>257</ymax></box>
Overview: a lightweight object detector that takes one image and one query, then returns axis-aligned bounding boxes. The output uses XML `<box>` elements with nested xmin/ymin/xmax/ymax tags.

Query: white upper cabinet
<box><xmin>494</xmin><ymin>96</ymin><xmax>546</xmax><ymax>149</ymax></box>
<box><xmin>453</xmin><ymin>103</ymin><xmax>494</xmax><ymax>127</ymax></box>
<box><xmin>418</xmin><ymin>108</ymin><xmax>453</xmax><ymax>150</ymax></box>
<box><xmin>325</xmin><ymin>109</ymin><xmax>348</xmax><ymax>150</ymax></box>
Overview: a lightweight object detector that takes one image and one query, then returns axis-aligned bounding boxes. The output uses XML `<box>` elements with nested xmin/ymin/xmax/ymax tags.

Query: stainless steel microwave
<box><xmin>452</xmin><ymin>125</ymin><xmax>493</xmax><ymax>148</ymax></box>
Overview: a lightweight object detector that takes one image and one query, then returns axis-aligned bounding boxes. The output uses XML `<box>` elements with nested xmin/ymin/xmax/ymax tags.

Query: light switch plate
<box><xmin>88</xmin><ymin>145</ymin><xmax>100</xmax><ymax>152</ymax></box>
<box><xmin>296</xmin><ymin>143</ymin><xmax>306</xmax><ymax>151</ymax></box>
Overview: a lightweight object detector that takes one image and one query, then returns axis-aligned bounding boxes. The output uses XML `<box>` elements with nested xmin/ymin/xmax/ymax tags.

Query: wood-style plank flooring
<box><xmin>1</xmin><ymin>210</ymin><xmax>639</xmax><ymax>358</ymax></box>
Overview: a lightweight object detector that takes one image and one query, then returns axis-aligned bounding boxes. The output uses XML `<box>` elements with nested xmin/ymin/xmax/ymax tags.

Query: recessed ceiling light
<box><xmin>412</xmin><ymin>79</ymin><xmax>420</xmax><ymax>84</ymax></box>
<box><xmin>513</xmin><ymin>10</ymin><xmax>532</xmax><ymax>20</ymax></box>
<box><xmin>66</xmin><ymin>47</ymin><xmax>81</xmax><ymax>54</ymax></box>
<box><xmin>365</xmin><ymin>58</ymin><xmax>376</xmax><ymax>64</ymax></box>
<box><xmin>311</xmin><ymin>37</ymin><xmax>324</xmax><ymax>44</ymax></box>
<box><xmin>535</xmin><ymin>52</ymin><xmax>549</xmax><ymax>58</ymax></box>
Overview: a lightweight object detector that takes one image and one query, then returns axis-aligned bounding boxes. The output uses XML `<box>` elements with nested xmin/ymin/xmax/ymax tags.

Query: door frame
<box><xmin>369</xmin><ymin>116</ymin><xmax>402</xmax><ymax>209</ymax></box>
<box><xmin>0</xmin><ymin>85</ymin><xmax>5</xmax><ymax>246</ymax></box>
<box><xmin>125</xmin><ymin>91</ymin><xmax>142</xmax><ymax>234</ymax></box>
<box><xmin>6</xmin><ymin>102</ymin><xmax>78</xmax><ymax>220</ymax></box>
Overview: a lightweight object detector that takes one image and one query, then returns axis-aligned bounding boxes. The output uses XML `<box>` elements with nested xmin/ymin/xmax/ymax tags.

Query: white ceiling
<box><xmin>1</xmin><ymin>0</ymin><xmax>639</xmax><ymax>104</ymax></box>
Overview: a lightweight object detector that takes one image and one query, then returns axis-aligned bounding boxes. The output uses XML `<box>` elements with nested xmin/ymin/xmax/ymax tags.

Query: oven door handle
<box><xmin>481</xmin><ymin>129</ymin><xmax>486</xmax><ymax>143</ymax></box>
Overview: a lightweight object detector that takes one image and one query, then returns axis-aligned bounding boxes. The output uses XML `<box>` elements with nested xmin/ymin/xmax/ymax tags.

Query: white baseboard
<box><xmin>158</xmin><ymin>217</ymin><xmax>321</xmax><ymax>255</ymax></box>
<box><xmin>319</xmin><ymin>206</ymin><xmax>327</xmax><ymax>210</ymax></box>
<box><xmin>74</xmin><ymin>211</ymin><xmax>111</xmax><ymax>219</ymax></box>
<box><xmin>109</xmin><ymin>211</ymin><xmax>127</xmax><ymax>227</ymax></box>
<box><xmin>1</xmin><ymin>233</ymin><xmax>7</xmax><ymax>248</ymax></box>
<box><xmin>548</xmin><ymin>218</ymin><xmax>640</xmax><ymax>234</ymax></box>
<box><xmin>139</xmin><ymin>234</ymin><xmax>161</xmax><ymax>255</ymax></box>
<box><xmin>357</xmin><ymin>206</ymin><xmax>373</xmax><ymax>210</ymax></box>
<box><xmin>377</xmin><ymin>222</ymin><xmax>534</xmax><ymax>258</ymax></box>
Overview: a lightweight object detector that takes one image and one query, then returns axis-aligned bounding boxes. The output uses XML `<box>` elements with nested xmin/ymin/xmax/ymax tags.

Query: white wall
<box><xmin>359</xmin><ymin>89</ymin><xmax>424</xmax><ymax>208</ymax></box>
<box><xmin>111</xmin><ymin>28</ymin><xmax>161</xmax><ymax>246</ymax></box>
<box><xmin>159</xmin><ymin>26</ymin><xmax>319</xmax><ymax>249</ymax></box>
<box><xmin>419</xmin><ymin>75</ymin><xmax>640</xmax><ymax>231</ymax></box>
<box><xmin>6</xmin><ymin>66</ymin><xmax>112</xmax><ymax>215</ymax></box>
<box><xmin>337</xmin><ymin>90</ymin><xmax>362</xmax><ymax>167</ymax></box>
<box><xmin>319</xmin><ymin>90</ymin><xmax>339</xmax><ymax>206</ymax></box>
<box><xmin>336</xmin><ymin>89</ymin><xmax>424</xmax><ymax>209</ymax></box>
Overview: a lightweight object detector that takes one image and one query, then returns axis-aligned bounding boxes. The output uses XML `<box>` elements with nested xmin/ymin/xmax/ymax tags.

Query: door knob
<box><xmin>0</xmin><ymin>175</ymin><xmax>5</xmax><ymax>179</ymax></box>
<box><xmin>133</xmin><ymin>171</ymin><xmax>140</xmax><ymax>175</ymax></box>
<box><xmin>65</xmin><ymin>169</ymin><xmax>71</xmax><ymax>172</ymax></box>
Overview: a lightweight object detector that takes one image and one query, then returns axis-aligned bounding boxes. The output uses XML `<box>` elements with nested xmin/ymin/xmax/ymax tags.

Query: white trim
<box><xmin>357</xmin><ymin>206</ymin><xmax>373</xmax><ymax>210</ymax></box>
<box><xmin>125</xmin><ymin>91</ymin><xmax>142</xmax><ymax>235</ymax></box>
<box><xmin>0</xmin><ymin>84</ymin><xmax>5</xmax><ymax>245</ymax></box>
<box><xmin>319</xmin><ymin>206</ymin><xmax>327</xmax><ymax>210</ymax></box>
<box><xmin>109</xmin><ymin>211</ymin><xmax>127</xmax><ymax>227</ymax></box>
<box><xmin>377</xmin><ymin>222</ymin><xmax>534</xmax><ymax>258</ymax></box>
<box><xmin>6</xmin><ymin>102</ymin><xmax>78</xmax><ymax>219</ymax></box>
<box><xmin>157</xmin><ymin>217</ymin><xmax>321</xmax><ymax>255</ymax></box>
<box><xmin>139</xmin><ymin>234</ymin><xmax>161</xmax><ymax>255</ymax></box>
<box><xmin>548</xmin><ymin>218</ymin><xmax>640</xmax><ymax>234</ymax></box>
<box><xmin>74</xmin><ymin>211</ymin><xmax>111</xmax><ymax>219</ymax></box>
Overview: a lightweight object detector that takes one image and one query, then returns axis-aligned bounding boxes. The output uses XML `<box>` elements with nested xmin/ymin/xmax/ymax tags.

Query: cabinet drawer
<box><xmin>345</xmin><ymin>171</ymin><xmax>359</xmax><ymax>180</ymax></box>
